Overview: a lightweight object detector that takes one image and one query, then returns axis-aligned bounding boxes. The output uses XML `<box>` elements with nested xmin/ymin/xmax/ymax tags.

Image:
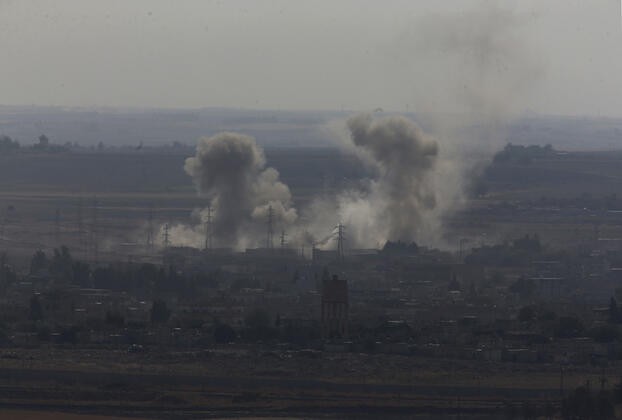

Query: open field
<box><xmin>0</xmin><ymin>410</ymin><xmax>144</xmax><ymax>420</ymax></box>
<box><xmin>0</xmin><ymin>347</ymin><xmax>603</xmax><ymax>418</ymax></box>
<box><xmin>1</xmin><ymin>148</ymin><xmax>622</xmax><ymax>264</ymax></box>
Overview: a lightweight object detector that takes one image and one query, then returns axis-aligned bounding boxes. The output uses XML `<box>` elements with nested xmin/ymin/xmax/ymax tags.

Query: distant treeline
<box><xmin>493</xmin><ymin>143</ymin><xmax>556</xmax><ymax>165</ymax></box>
<box><xmin>0</xmin><ymin>134</ymin><xmax>194</xmax><ymax>154</ymax></box>
<box><xmin>0</xmin><ymin>134</ymin><xmax>69</xmax><ymax>153</ymax></box>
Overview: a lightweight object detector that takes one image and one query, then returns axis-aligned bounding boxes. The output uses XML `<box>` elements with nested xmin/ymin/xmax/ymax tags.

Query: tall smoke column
<box><xmin>346</xmin><ymin>113</ymin><xmax>438</xmax><ymax>242</ymax></box>
<box><xmin>184</xmin><ymin>132</ymin><xmax>296</xmax><ymax>247</ymax></box>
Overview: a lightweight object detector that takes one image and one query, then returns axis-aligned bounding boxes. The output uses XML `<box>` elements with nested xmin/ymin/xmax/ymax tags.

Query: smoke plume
<box><xmin>184</xmin><ymin>132</ymin><xmax>296</xmax><ymax>247</ymax></box>
<box><xmin>346</xmin><ymin>114</ymin><xmax>438</xmax><ymax>241</ymax></box>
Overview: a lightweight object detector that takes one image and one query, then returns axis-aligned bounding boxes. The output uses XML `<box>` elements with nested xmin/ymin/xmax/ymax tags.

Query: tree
<box><xmin>150</xmin><ymin>299</ymin><xmax>171</xmax><ymax>324</ymax></box>
<box><xmin>36</xmin><ymin>134</ymin><xmax>49</xmax><ymax>149</ymax></box>
<box><xmin>105</xmin><ymin>311</ymin><xmax>125</xmax><ymax>328</ymax></box>
<box><xmin>29</xmin><ymin>295</ymin><xmax>44</xmax><ymax>321</ymax></box>
<box><xmin>244</xmin><ymin>308</ymin><xmax>277</xmax><ymax>341</ymax></box>
<box><xmin>554</xmin><ymin>316</ymin><xmax>584</xmax><ymax>338</ymax></box>
<box><xmin>244</xmin><ymin>308</ymin><xmax>270</xmax><ymax>330</ymax></box>
<box><xmin>0</xmin><ymin>135</ymin><xmax>20</xmax><ymax>153</ymax></box>
<box><xmin>448</xmin><ymin>274</ymin><xmax>461</xmax><ymax>292</ymax></box>
<box><xmin>518</xmin><ymin>306</ymin><xmax>536</xmax><ymax>324</ymax></box>
<box><xmin>321</xmin><ymin>267</ymin><xmax>331</xmax><ymax>283</ymax></box>
<box><xmin>29</xmin><ymin>249</ymin><xmax>48</xmax><ymax>274</ymax></box>
<box><xmin>562</xmin><ymin>386</ymin><xmax>615</xmax><ymax>419</ymax></box>
<box><xmin>50</xmin><ymin>246</ymin><xmax>73</xmax><ymax>283</ymax></box>
<box><xmin>590</xmin><ymin>325</ymin><xmax>619</xmax><ymax>343</ymax></box>
<box><xmin>213</xmin><ymin>323</ymin><xmax>236</xmax><ymax>343</ymax></box>
<box><xmin>72</xmin><ymin>261</ymin><xmax>91</xmax><ymax>287</ymax></box>
<box><xmin>509</xmin><ymin>276</ymin><xmax>535</xmax><ymax>300</ymax></box>
<box><xmin>609</xmin><ymin>297</ymin><xmax>619</xmax><ymax>324</ymax></box>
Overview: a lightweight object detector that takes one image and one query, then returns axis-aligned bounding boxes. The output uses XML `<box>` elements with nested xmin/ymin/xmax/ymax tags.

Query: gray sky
<box><xmin>0</xmin><ymin>0</ymin><xmax>620</xmax><ymax>116</ymax></box>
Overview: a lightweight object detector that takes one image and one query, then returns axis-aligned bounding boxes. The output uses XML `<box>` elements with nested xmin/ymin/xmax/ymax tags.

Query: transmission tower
<box><xmin>280</xmin><ymin>229</ymin><xmax>287</xmax><ymax>250</ymax></box>
<box><xmin>204</xmin><ymin>205</ymin><xmax>213</xmax><ymax>251</ymax></box>
<box><xmin>163</xmin><ymin>222</ymin><xmax>170</xmax><ymax>248</ymax></box>
<box><xmin>266</xmin><ymin>205</ymin><xmax>274</xmax><ymax>249</ymax></box>
<box><xmin>335</xmin><ymin>223</ymin><xmax>345</xmax><ymax>261</ymax></box>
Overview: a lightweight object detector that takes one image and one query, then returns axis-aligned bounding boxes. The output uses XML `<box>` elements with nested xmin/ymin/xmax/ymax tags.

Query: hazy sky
<box><xmin>1</xmin><ymin>0</ymin><xmax>620</xmax><ymax>116</ymax></box>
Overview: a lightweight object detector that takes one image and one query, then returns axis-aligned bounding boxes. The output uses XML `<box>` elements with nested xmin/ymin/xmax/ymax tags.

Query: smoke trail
<box><xmin>183</xmin><ymin>132</ymin><xmax>296</xmax><ymax>248</ymax></box>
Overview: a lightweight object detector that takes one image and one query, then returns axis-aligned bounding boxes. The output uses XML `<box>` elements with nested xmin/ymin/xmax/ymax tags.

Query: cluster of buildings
<box><xmin>0</xmin><ymin>234</ymin><xmax>622</xmax><ymax>368</ymax></box>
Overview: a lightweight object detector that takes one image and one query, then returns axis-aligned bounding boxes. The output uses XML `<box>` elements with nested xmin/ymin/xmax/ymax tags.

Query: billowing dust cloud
<box><xmin>183</xmin><ymin>132</ymin><xmax>296</xmax><ymax>248</ymax></box>
<box><xmin>299</xmin><ymin>113</ymin><xmax>441</xmax><ymax>250</ymax></box>
<box><xmin>347</xmin><ymin>114</ymin><xmax>438</xmax><ymax>241</ymax></box>
<box><xmin>162</xmin><ymin>2</ymin><xmax>543</xmax><ymax>253</ymax></box>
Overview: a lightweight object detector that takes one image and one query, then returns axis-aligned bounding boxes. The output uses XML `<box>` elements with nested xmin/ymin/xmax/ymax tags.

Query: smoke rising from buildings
<box><xmin>293</xmin><ymin>3</ymin><xmax>544</xmax><ymax>252</ymax></box>
<box><xmin>182</xmin><ymin>132</ymin><xmax>297</xmax><ymax>248</ymax></box>
<box><xmin>297</xmin><ymin>114</ymin><xmax>442</xmax><ymax>250</ymax></box>
<box><xmin>163</xmin><ymin>2</ymin><xmax>544</xmax><ymax>253</ymax></box>
<box><xmin>346</xmin><ymin>114</ymin><xmax>438</xmax><ymax>241</ymax></box>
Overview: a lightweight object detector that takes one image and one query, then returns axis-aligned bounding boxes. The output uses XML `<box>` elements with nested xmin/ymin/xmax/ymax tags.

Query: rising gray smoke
<box><xmin>184</xmin><ymin>132</ymin><xmax>296</xmax><ymax>247</ymax></box>
<box><xmin>346</xmin><ymin>114</ymin><xmax>438</xmax><ymax>241</ymax></box>
<box><xmin>300</xmin><ymin>114</ymin><xmax>440</xmax><ymax>249</ymax></box>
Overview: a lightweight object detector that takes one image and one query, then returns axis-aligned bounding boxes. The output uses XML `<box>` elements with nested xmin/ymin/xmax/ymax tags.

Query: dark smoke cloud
<box><xmin>184</xmin><ymin>132</ymin><xmax>296</xmax><ymax>247</ymax></box>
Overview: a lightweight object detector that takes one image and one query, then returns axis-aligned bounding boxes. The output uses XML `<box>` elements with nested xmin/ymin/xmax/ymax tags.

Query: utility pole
<box><xmin>336</xmin><ymin>223</ymin><xmax>345</xmax><ymax>261</ymax></box>
<box><xmin>266</xmin><ymin>205</ymin><xmax>274</xmax><ymax>249</ymax></box>
<box><xmin>204</xmin><ymin>205</ymin><xmax>213</xmax><ymax>251</ymax></box>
